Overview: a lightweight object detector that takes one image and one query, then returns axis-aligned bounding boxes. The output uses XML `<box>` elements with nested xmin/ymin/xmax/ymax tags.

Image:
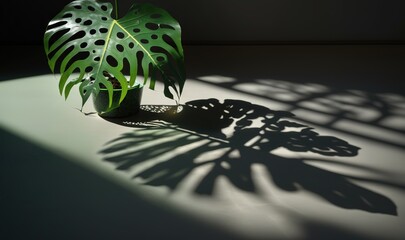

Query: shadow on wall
<box><xmin>100</xmin><ymin>98</ymin><xmax>398</xmax><ymax>216</ymax></box>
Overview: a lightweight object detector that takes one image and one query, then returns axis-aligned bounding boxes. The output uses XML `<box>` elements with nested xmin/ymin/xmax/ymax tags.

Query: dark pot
<box><xmin>92</xmin><ymin>86</ymin><xmax>143</xmax><ymax>118</ymax></box>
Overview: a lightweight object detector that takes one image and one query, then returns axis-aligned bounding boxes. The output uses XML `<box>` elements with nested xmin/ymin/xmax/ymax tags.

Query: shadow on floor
<box><xmin>186</xmin><ymin>45</ymin><xmax>405</xmax><ymax>149</ymax></box>
<box><xmin>101</xmin><ymin>98</ymin><xmax>398</xmax><ymax>216</ymax></box>
<box><xmin>0</xmin><ymin>127</ymin><xmax>242</xmax><ymax>240</ymax></box>
<box><xmin>194</xmin><ymin>76</ymin><xmax>405</xmax><ymax>149</ymax></box>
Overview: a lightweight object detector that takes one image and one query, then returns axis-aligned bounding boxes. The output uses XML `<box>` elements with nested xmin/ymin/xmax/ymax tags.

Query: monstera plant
<box><xmin>44</xmin><ymin>0</ymin><xmax>185</xmax><ymax>116</ymax></box>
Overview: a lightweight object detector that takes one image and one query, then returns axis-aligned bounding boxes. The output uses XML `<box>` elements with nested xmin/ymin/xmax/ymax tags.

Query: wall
<box><xmin>1</xmin><ymin>0</ymin><xmax>404</xmax><ymax>44</ymax></box>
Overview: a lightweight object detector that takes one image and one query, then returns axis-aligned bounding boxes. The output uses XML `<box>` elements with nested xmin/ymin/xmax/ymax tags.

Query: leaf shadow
<box><xmin>100</xmin><ymin>98</ymin><xmax>398</xmax><ymax>216</ymax></box>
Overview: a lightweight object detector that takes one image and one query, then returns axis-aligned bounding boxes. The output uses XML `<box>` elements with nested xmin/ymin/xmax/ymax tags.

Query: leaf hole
<box><xmin>141</xmin><ymin>39</ymin><xmax>149</xmax><ymax>44</ymax></box>
<box><xmin>101</xmin><ymin>5</ymin><xmax>108</xmax><ymax>11</ymax></box>
<box><xmin>150</xmin><ymin>46</ymin><xmax>163</xmax><ymax>53</ymax></box>
<box><xmin>95</xmin><ymin>40</ymin><xmax>105</xmax><ymax>46</ymax></box>
<box><xmin>51</xmin><ymin>46</ymin><xmax>74</xmax><ymax>73</ymax></box>
<box><xmin>107</xmin><ymin>55</ymin><xmax>118</xmax><ymax>67</ymax></box>
<box><xmin>83</xmin><ymin>20</ymin><xmax>92</xmax><ymax>26</ymax></box>
<box><xmin>47</xmin><ymin>20</ymin><xmax>68</xmax><ymax>30</ymax></box>
<box><xmin>133</xmin><ymin>28</ymin><xmax>140</xmax><ymax>33</ymax></box>
<box><xmin>117</xmin><ymin>32</ymin><xmax>125</xmax><ymax>39</ymax></box>
<box><xmin>99</xmin><ymin>28</ymin><xmax>108</xmax><ymax>33</ymax></box>
<box><xmin>150</xmin><ymin>46</ymin><xmax>182</xmax><ymax>77</ymax></box>
<box><xmin>145</xmin><ymin>23</ymin><xmax>159</xmax><ymax>30</ymax></box>
<box><xmin>136</xmin><ymin>51</ymin><xmax>145</xmax><ymax>73</ymax></box>
<box><xmin>116</xmin><ymin>44</ymin><xmax>124</xmax><ymax>52</ymax></box>
<box><xmin>85</xmin><ymin>66</ymin><xmax>93</xmax><ymax>73</ymax></box>
<box><xmin>160</xmin><ymin>24</ymin><xmax>175</xmax><ymax>30</ymax></box>
<box><xmin>65</xmin><ymin>51</ymin><xmax>90</xmax><ymax>72</ymax></box>
<box><xmin>47</xmin><ymin>28</ymin><xmax>69</xmax><ymax>48</ymax></box>
<box><xmin>151</xmin><ymin>34</ymin><xmax>158</xmax><ymax>40</ymax></box>
<box><xmin>80</xmin><ymin>42</ymin><xmax>88</xmax><ymax>48</ymax></box>
<box><xmin>94</xmin><ymin>57</ymin><xmax>100</xmax><ymax>62</ymax></box>
<box><xmin>75</xmin><ymin>18</ymin><xmax>82</xmax><ymax>23</ymax></box>
<box><xmin>90</xmin><ymin>29</ymin><xmax>97</xmax><ymax>35</ymax></box>
<box><xmin>101</xmin><ymin>17</ymin><xmax>108</xmax><ymax>21</ymax></box>
<box><xmin>62</xmin><ymin>13</ymin><xmax>73</xmax><ymax>18</ymax></box>
<box><xmin>163</xmin><ymin>34</ymin><xmax>179</xmax><ymax>52</ymax></box>
<box><xmin>73</xmin><ymin>5</ymin><xmax>82</xmax><ymax>10</ymax></box>
<box><xmin>48</xmin><ymin>30</ymin><xmax>85</xmax><ymax>60</ymax></box>
<box><xmin>128</xmin><ymin>42</ymin><xmax>135</xmax><ymax>48</ymax></box>
<box><xmin>122</xmin><ymin>57</ymin><xmax>131</xmax><ymax>75</ymax></box>
<box><xmin>88</xmin><ymin>6</ymin><xmax>95</xmax><ymax>11</ymax></box>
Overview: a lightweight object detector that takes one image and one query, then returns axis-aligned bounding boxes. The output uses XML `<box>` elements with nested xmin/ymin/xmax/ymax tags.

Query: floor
<box><xmin>1</xmin><ymin>45</ymin><xmax>404</xmax><ymax>239</ymax></box>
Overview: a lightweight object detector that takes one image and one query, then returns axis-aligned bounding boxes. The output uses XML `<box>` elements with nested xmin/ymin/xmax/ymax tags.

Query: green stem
<box><xmin>115</xmin><ymin>0</ymin><xmax>119</xmax><ymax>19</ymax></box>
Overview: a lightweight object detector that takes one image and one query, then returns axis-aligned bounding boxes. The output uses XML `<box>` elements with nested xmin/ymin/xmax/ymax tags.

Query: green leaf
<box><xmin>44</xmin><ymin>0</ymin><xmax>185</xmax><ymax>109</ymax></box>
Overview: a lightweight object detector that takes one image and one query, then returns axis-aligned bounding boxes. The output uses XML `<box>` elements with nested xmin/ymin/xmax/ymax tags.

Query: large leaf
<box><xmin>44</xmin><ymin>0</ymin><xmax>185</xmax><ymax>109</ymax></box>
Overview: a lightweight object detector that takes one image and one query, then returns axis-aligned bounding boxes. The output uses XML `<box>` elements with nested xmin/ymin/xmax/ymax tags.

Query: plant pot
<box><xmin>92</xmin><ymin>86</ymin><xmax>143</xmax><ymax>118</ymax></box>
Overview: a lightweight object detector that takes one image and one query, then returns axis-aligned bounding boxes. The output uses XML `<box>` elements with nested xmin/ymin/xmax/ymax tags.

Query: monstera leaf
<box><xmin>44</xmin><ymin>0</ymin><xmax>185</xmax><ymax>109</ymax></box>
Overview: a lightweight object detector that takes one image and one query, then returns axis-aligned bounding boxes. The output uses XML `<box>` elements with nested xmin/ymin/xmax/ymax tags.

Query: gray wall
<box><xmin>1</xmin><ymin>0</ymin><xmax>404</xmax><ymax>44</ymax></box>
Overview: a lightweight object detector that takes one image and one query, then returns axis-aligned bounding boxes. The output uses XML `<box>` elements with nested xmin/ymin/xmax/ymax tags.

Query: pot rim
<box><xmin>99</xmin><ymin>84</ymin><xmax>144</xmax><ymax>92</ymax></box>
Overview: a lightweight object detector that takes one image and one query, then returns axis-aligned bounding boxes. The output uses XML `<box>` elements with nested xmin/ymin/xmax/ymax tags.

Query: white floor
<box><xmin>1</xmin><ymin>45</ymin><xmax>404</xmax><ymax>239</ymax></box>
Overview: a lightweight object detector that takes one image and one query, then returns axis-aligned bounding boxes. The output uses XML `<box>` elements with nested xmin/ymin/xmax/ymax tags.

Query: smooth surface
<box><xmin>1</xmin><ymin>45</ymin><xmax>405</xmax><ymax>239</ymax></box>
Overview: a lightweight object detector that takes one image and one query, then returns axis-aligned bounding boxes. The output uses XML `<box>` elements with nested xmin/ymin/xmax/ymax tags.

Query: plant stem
<box><xmin>115</xmin><ymin>0</ymin><xmax>119</xmax><ymax>19</ymax></box>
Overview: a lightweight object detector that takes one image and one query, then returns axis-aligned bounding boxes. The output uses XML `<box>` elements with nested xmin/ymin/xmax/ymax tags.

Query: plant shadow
<box><xmin>100</xmin><ymin>98</ymin><xmax>398</xmax><ymax>216</ymax></box>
